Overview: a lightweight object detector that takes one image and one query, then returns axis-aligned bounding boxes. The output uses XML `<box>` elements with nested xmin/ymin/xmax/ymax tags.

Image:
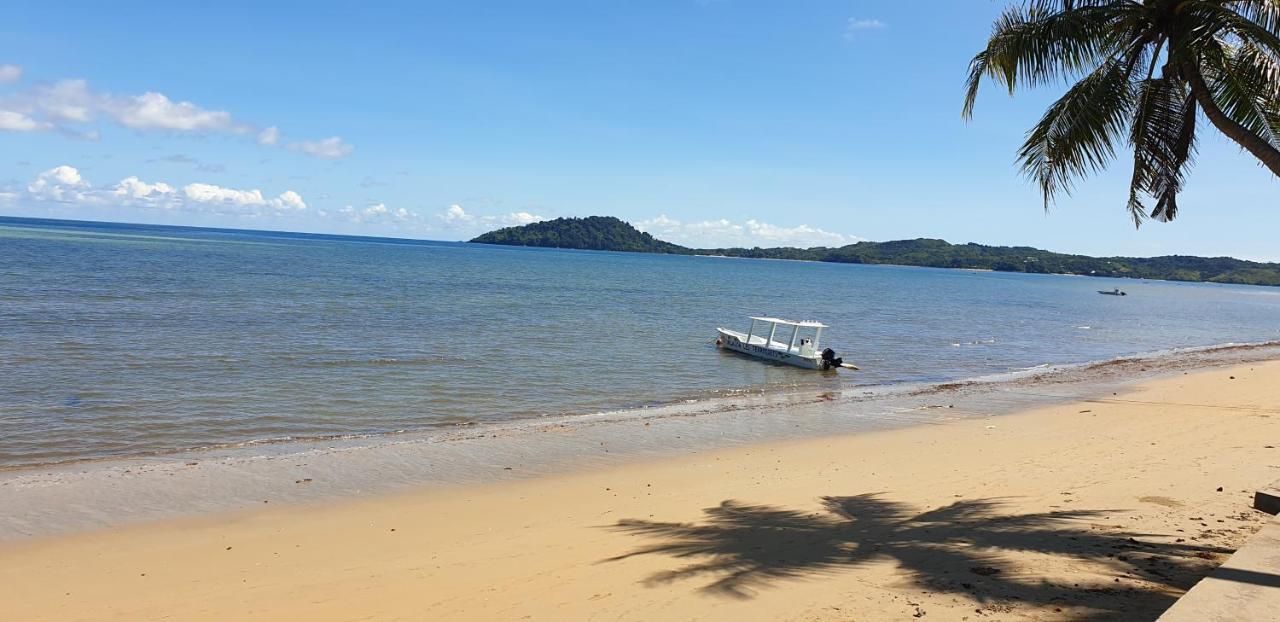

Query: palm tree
<box><xmin>963</xmin><ymin>0</ymin><xmax>1280</xmax><ymax>225</ymax></box>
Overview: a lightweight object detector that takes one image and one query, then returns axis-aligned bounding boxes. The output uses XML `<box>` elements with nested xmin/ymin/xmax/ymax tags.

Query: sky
<box><xmin>1</xmin><ymin>1</ymin><xmax>1277</xmax><ymax>260</ymax></box>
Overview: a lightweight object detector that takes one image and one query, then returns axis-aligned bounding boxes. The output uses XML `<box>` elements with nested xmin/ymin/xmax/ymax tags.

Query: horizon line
<box><xmin>1</xmin><ymin>213</ymin><xmax>1273</xmax><ymax>265</ymax></box>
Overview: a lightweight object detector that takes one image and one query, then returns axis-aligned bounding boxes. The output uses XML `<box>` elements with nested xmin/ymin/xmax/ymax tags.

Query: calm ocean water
<box><xmin>3</xmin><ymin>216</ymin><xmax>1280</xmax><ymax>468</ymax></box>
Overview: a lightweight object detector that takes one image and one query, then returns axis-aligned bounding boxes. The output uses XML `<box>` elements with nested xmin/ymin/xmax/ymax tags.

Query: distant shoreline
<box><xmin>480</xmin><ymin>239</ymin><xmax>1273</xmax><ymax>287</ymax></box>
<box><xmin>5</xmin><ymin>214</ymin><xmax>1277</xmax><ymax>287</ymax></box>
<box><xmin>470</xmin><ymin>216</ymin><xmax>1280</xmax><ymax>287</ymax></box>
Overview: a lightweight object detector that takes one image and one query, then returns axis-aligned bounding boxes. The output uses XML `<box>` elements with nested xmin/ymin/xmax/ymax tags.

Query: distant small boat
<box><xmin>1098</xmin><ymin>288</ymin><xmax>1127</xmax><ymax>296</ymax></box>
<box><xmin>716</xmin><ymin>316</ymin><xmax>858</xmax><ymax>370</ymax></box>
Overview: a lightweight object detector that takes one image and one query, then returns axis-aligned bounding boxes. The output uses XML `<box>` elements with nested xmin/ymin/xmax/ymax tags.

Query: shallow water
<box><xmin>3</xmin><ymin>216</ymin><xmax>1280</xmax><ymax>467</ymax></box>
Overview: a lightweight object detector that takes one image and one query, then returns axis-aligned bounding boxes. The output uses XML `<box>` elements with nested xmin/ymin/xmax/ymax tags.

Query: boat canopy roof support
<box><xmin>749</xmin><ymin>316</ymin><xmax>828</xmax><ymax>328</ymax></box>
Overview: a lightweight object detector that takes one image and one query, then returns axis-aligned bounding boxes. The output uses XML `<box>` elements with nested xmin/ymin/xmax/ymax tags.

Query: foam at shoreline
<box><xmin>2</xmin><ymin>341</ymin><xmax>1278</xmax><ymax>541</ymax></box>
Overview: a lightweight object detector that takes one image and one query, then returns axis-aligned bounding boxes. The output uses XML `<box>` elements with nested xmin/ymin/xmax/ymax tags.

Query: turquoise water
<box><xmin>3</xmin><ymin>216</ymin><xmax>1279</xmax><ymax>467</ymax></box>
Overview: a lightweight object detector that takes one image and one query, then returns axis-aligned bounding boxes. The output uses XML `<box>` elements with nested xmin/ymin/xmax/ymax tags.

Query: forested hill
<box><xmin>469</xmin><ymin>217</ymin><xmax>1280</xmax><ymax>286</ymax></box>
<box><xmin>470</xmin><ymin>216</ymin><xmax>689</xmax><ymax>253</ymax></box>
<box><xmin>705</xmin><ymin>239</ymin><xmax>1280</xmax><ymax>286</ymax></box>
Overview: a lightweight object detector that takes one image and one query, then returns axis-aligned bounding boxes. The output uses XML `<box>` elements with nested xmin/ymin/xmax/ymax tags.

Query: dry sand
<box><xmin>3</xmin><ymin>361</ymin><xmax>1280</xmax><ymax>621</ymax></box>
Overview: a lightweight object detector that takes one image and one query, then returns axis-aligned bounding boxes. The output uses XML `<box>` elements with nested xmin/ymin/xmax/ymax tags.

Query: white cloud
<box><xmin>289</xmin><ymin>136</ymin><xmax>353</xmax><ymax>159</ymax></box>
<box><xmin>635</xmin><ymin>214</ymin><xmax>860</xmax><ymax>248</ymax></box>
<box><xmin>29</xmin><ymin>165</ymin><xmax>87</xmax><ymax>190</ymax></box>
<box><xmin>183</xmin><ymin>182</ymin><xmax>267</xmax><ymax>206</ymax></box>
<box><xmin>276</xmin><ymin>190</ymin><xmax>306</xmax><ymax>210</ymax></box>
<box><xmin>845</xmin><ymin>18</ymin><xmax>886</xmax><ymax>39</ymax></box>
<box><xmin>11</xmin><ymin>163</ymin><xmax>322</xmax><ymax>220</ymax></box>
<box><xmin>436</xmin><ymin>204</ymin><xmax>546</xmax><ymax>231</ymax></box>
<box><xmin>22</xmin><ymin>79</ymin><xmax>96</xmax><ymax>123</ymax></box>
<box><xmin>113</xmin><ymin>176</ymin><xmax>174</xmax><ymax>199</ymax></box>
<box><xmin>257</xmin><ymin>126</ymin><xmax>279</xmax><ymax>146</ymax></box>
<box><xmin>0</xmin><ymin>78</ymin><xmax>349</xmax><ymax>156</ymax></box>
<box><xmin>110</xmin><ymin>92</ymin><xmax>234</xmax><ymax>131</ymax></box>
<box><xmin>443</xmin><ymin>204</ymin><xmax>473</xmax><ymax>223</ymax></box>
<box><xmin>0</xmin><ymin>64</ymin><xmax>21</xmax><ymax>84</ymax></box>
<box><xmin>183</xmin><ymin>182</ymin><xmax>306</xmax><ymax>210</ymax></box>
<box><xmin>27</xmin><ymin>165</ymin><xmax>92</xmax><ymax>202</ymax></box>
<box><xmin>504</xmin><ymin>211</ymin><xmax>544</xmax><ymax>226</ymax></box>
<box><xmin>333</xmin><ymin>202</ymin><xmax>422</xmax><ymax>225</ymax></box>
<box><xmin>742</xmin><ymin>219</ymin><xmax>855</xmax><ymax>246</ymax></box>
<box><xmin>0</xmin><ymin>109</ymin><xmax>49</xmax><ymax>131</ymax></box>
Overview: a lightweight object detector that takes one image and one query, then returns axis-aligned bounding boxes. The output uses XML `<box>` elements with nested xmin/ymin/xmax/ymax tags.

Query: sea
<box><xmin>4</xmin><ymin>215</ymin><xmax>1280</xmax><ymax>470</ymax></box>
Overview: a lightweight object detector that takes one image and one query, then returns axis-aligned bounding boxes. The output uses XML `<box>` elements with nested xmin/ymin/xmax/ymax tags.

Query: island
<box><xmin>471</xmin><ymin>216</ymin><xmax>687</xmax><ymax>254</ymax></box>
<box><xmin>470</xmin><ymin>216</ymin><xmax>1280</xmax><ymax>287</ymax></box>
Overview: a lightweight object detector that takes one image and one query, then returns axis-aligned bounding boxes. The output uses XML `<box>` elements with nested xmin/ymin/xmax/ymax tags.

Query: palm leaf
<box><xmin>1019</xmin><ymin>55</ymin><xmax>1140</xmax><ymax>207</ymax></box>
<box><xmin>1184</xmin><ymin>1</ymin><xmax>1280</xmax><ymax>58</ymax></box>
<box><xmin>1149</xmin><ymin>92</ymin><xmax>1198</xmax><ymax>221</ymax></box>
<box><xmin>1128</xmin><ymin>76</ymin><xmax>1197</xmax><ymax>223</ymax></box>
<box><xmin>1128</xmin><ymin>78</ymin><xmax>1177</xmax><ymax>224</ymax></box>
<box><xmin>1201</xmin><ymin>40</ymin><xmax>1280</xmax><ymax>148</ymax></box>
<box><xmin>963</xmin><ymin>0</ymin><xmax>1135</xmax><ymax>119</ymax></box>
<box><xmin>1226</xmin><ymin>0</ymin><xmax>1280</xmax><ymax>39</ymax></box>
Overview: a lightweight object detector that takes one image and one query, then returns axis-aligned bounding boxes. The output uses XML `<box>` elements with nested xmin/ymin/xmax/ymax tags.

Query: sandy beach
<box><xmin>3</xmin><ymin>360</ymin><xmax>1279</xmax><ymax>621</ymax></box>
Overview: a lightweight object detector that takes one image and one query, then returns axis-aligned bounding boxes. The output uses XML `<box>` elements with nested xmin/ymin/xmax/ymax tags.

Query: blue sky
<box><xmin>2</xmin><ymin>1</ymin><xmax>1277</xmax><ymax>259</ymax></box>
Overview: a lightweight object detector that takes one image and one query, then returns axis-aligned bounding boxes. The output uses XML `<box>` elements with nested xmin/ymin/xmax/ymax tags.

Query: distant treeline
<box><xmin>470</xmin><ymin>216</ymin><xmax>1280</xmax><ymax>286</ymax></box>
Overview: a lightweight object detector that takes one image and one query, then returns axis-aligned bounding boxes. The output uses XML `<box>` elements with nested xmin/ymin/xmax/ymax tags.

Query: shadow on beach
<box><xmin>604</xmin><ymin>494</ymin><xmax>1234</xmax><ymax>620</ymax></box>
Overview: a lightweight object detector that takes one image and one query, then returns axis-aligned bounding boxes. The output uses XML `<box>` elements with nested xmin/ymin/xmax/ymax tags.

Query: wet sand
<box><xmin>3</xmin><ymin>360</ymin><xmax>1279</xmax><ymax>621</ymax></box>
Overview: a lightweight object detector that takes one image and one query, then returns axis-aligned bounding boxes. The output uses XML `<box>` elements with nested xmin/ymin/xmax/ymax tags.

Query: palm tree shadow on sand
<box><xmin>603</xmin><ymin>494</ymin><xmax>1233</xmax><ymax>620</ymax></box>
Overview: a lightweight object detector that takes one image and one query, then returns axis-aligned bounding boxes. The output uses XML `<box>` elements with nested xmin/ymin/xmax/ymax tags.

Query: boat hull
<box><xmin>716</xmin><ymin>328</ymin><xmax>823</xmax><ymax>369</ymax></box>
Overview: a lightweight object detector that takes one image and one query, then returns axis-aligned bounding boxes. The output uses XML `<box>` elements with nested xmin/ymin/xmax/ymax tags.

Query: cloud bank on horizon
<box><xmin>2</xmin><ymin>163</ymin><xmax>860</xmax><ymax>248</ymax></box>
<box><xmin>13</xmin><ymin>164</ymin><xmax>308</xmax><ymax>214</ymax></box>
<box><xmin>636</xmin><ymin>214</ymin><xmax>862</xmax><ymax>248</ymax></box>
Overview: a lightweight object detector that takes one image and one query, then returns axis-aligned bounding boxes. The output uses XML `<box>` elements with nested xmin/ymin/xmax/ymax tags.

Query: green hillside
<box><xmin>470</xmin><ymin>216</ymin><xmax>689</xmax><ymax>254</ymax></box>
<box><xmin>470</xmin><ymin>217</ymin><xmax>1280</xmax><ymax>286</ymax></box>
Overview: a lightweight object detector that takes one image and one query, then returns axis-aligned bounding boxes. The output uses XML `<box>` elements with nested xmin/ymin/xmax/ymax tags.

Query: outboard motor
<box><xmin>821</xmin><ymin>347</ymin><xmax>842</xmax><ymax>370</ymax></box>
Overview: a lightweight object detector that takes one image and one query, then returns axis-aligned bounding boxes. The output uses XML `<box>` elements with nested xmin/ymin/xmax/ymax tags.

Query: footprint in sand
<box><xmin>1138</xmin><ymin>495</ymin><xmax>1184</xmax><ymax>508</ymax></box>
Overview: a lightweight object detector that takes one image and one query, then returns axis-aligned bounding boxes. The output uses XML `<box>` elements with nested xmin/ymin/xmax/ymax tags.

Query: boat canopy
<box><xmin>748</xmin><ymin>316</ymin><xmax>828</xmax><ymax>328</ymax></box>
<box><xmin>740</xmin><ymin>316</ymin><xmax>829</xmax><ymax>356</ymax></box>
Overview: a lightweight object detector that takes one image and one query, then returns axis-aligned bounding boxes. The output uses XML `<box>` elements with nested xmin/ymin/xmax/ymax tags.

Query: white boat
<box><xmin>716</xmin><ymin>316</ymin><xmax>858</xmax><ymax>370</ymax></box>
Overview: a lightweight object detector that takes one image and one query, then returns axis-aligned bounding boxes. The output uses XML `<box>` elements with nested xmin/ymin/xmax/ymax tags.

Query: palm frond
<box><xmin>963</xmin><ymin>0</ymin><xmax>1136</xmax><ymax>119</ymax></box>
<box><xmin>1201</xmin><ymin>40</ymin><xmax>1280</xmax><ymax>148</ymax></box>
<box><xmin>1150</xmin><ymin>91</ymin><xmax>1198</xmax><ymax>221</ymax></box>
<box><xmin>1019</xmin><ymin>54</ymin><xmax>1141</xmax><ymax>208</ymax></box>
<box><xmin>1127</xmin><ymin>77</ymin><xmax>1197</xmax><ymax>224</ymax></box>
<box><xmin>1128</xmin><ymin>78</ymin><xmax>1174</xmax><ymax>224</ymax></box>
<box><xmin>1228</xmin><ymin>0</ymin><xmax>1280</xmax><ymax>38</ymax></box>
<box><xmin>1184</xmin><ymin>1</ymin><xmax>1280</xmax><ymax>58</ymax></box>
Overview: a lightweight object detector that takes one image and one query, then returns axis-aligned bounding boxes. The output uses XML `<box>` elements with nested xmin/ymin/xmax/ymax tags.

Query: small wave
<box><xmin>952</xmin><ymin>338</ymin><xmax>998</xmax><ymax>346</ymax></box>
<box><xmin>302</xmin><ymin>355</ymin><xmax>468</xmax><ymax>368</ymax></box>
<box><xmin>6</xmin><ymin>339</ymin><xmax>1280</xmax><ymax>473</ymax></box>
